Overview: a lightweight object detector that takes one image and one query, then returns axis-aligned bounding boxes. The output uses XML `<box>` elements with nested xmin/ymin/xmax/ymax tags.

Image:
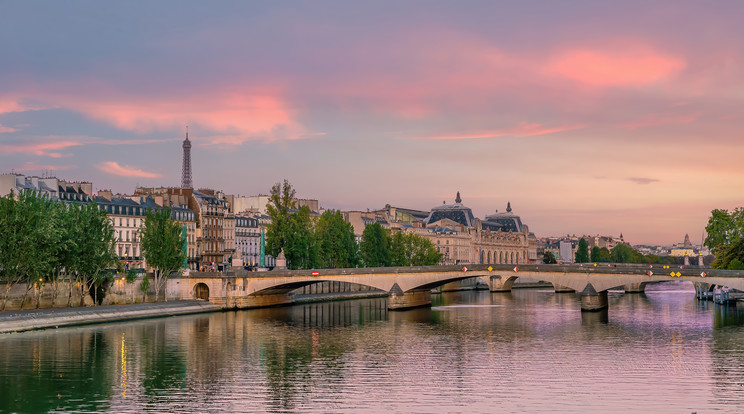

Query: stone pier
<box><xmin>580</xmin><ymin>284</ymin><xmax>608</xmax><ymax>312</ymax></box>
<box><xmin>388</xmin><ymin>290</ymin><xmax>432</xmax><ymax>310</ymax></box>
<box><xmin>623</xmin><ymin>283</ymin><xmax>645</xmax><ymax>293</ymax></box>
<box><xmin>216</xmin><ymin>293</ymin><xmax>294</xmax><ymax>309</ymax></box>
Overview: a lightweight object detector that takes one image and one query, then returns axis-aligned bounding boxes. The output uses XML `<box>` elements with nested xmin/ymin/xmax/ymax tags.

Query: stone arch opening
<box><xmin>194</xmin><ymin>283</ymin><xmax>209</xmax><ymax>301</ymax></box>
<box><xmin>487</xmin><ymin>251</ymin><xmax>492</xmax><ymax>264</ymax></box>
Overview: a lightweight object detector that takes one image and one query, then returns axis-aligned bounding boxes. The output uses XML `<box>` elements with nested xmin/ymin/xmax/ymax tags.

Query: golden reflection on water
<box><xmin>120</xmin><ymin>332</ymin><xmax>127</xmax><ymax>399</ymax></box>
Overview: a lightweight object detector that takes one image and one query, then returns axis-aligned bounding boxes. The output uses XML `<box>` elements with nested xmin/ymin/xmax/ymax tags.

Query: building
<box><xmin>369</xmin><ymin>192</ymin><xmax>537</xmax><ymax>265</ymax></box>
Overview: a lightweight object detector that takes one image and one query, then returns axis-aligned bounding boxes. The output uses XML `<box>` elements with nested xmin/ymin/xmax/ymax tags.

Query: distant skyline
<box><xmin>2</xmin><ymin>1</ymin><xmax>743</xmax><ymax>245</ymax></box>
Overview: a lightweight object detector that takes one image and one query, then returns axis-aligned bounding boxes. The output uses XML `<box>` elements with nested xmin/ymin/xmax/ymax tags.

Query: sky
<box><xmin>1</xmin><ymin>1</ymin><xmax>743</xmax><ymax>245</ymax></box>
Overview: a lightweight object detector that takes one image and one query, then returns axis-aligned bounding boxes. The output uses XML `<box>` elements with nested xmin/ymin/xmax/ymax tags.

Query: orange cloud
<box><xmin>0</xmin><ymin>97</ymin><xmax>53</xmax><ymax>114</ymax></box>
<box><xmin>0</xmin><ymin>136</ymin><xmax>179</xmax><ymax>157</ymax></box>
<box><xmin>545</xmin><ymin>47</ymin><xmax>685</xmax><ymax>87</ymax></box>
<box><xmin>13</xmin><ymin>161</ymin><xmax>76</xmax><ymax>172</ymax></box>
<box><xmin>68</xmin><ymin>90</ymin><xmax>304</xmax><ymax>145</ymax></box>
<box><xmin>416</xmin><ymin>122</ymin><xmax>585</xmax><ymax>140</ymax></box>
<box><xmin>0</xmin><ymin>124</ymin><xmax>18</xmax><ymax>133</ymax></box>
<box><xmin>96</xmin><ymin>161</ymin><xmax>161</xmax><ymax>179</ymax></box>
<box><xmin>621</xmin><ymin>113</ymin><xmax>698</xmax><ymax>130</ymax></box>
<box><xmin>0</xmin><ymin>140</ymin><xmax>84</xmax><ymax>157</ymax></box>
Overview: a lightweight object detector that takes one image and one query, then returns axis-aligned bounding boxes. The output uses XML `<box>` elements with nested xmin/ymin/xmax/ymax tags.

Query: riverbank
<box><xmin>0</xmin><ymin>300</ymin><xmax>220</xmax><ymax>334</ymax></box>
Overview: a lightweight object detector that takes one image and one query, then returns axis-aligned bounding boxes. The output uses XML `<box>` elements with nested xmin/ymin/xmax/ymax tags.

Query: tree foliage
<box><xmin>590</xmin><ymin>246</ymin><xmax>601</xmax><ymax>262</ymax></box>
<box><xmin>315</xmin><ymin>210</ymin><xmax>358</xmax><ymax>268</ymax></box>
<box><xmin>390</xmin><ymin>232</ymin><xmax>442</xmax><ymax>266</ymax></box>
<box><xmin>284</xmin><ymin>206</ymin><xmax>317</xmax><ymax>270</ymax></box>
<box><xmin>575</xmin><ymin>238</ymin><xmax>589</xmax><ymax>263</ymax></box>
<box><xmin>73</xmin><ymin>202</ymin><xmax>119</xmax><ymax>306</ymax></box>
<box><xmin>0</xmin><ymin>190</ymin><xmax>119</xmax><ymax>310</ymax></box>
<box><xmin>0</xmin><ymin>191</ymin><xmax>57</xmax><ymax>310</ymax></box>
<box><xmin>705</xmin><ymin>208</ymin><xmax>744</xmax><ymax>269</ymax></box>
<box><xmin>265</xmin><ymin>179</ymin><xmax>296</xmax><ymax>259</ymax></box>
<box><xmin>140</xmin><ymin>206</ymin><xmax>185</xmax><ymax>302</ymax></box>
<box><xmin>360</xmin><ymin>223</ymin><xmax>391</xmax><ymax>267</ymax></box>
<box><xmin>542</xmin><ymin>251</ymin><xmax>557</xmax><ymax>264</ymax></box>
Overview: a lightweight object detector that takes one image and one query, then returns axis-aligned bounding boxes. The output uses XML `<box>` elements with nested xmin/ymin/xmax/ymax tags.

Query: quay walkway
<box><xmin>0</xmin><ymin>300</ymin><xmax>219</xmax><ymax>334</ymax></box>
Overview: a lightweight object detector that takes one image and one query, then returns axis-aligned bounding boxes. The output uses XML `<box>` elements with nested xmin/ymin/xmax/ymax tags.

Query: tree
<box><xmin>73</xmin><ymin>202</ymin><xmax>119</xmax><ymax>306</ymax></box>
<box><xmin>542</xmin><ymin>251</ymin><xmax>557</xmax><ymax>264</ymax></box>
<box><xmin>575</xmin><ymin>238</ymin><xmax>589</xmax><ymax>263</ymax></box>
<box><xmin>0</xmin><ymin>190</ymin><xmax>58</xmax><ymax>310</ymax></box>
<box><xmin>140</xmin><ymin>206</ymin><xmax>186</xmax><ymax>302</ymax></box>
<box><xmin>590</xmin><ymin>246</ymin><xmax>601</xmax><ymax>262</ymax></box>
<box><xmin>360</xmin><ymin>223</ymin><xmax>391</xmax><ymax>267</ymax></box>
<box><xmin>390</xmin><ymin>232</ymin><xmax>442</xmax><ymax>266</ymax></box>
<box><xmin>610</xmin><ymin>243</ymin><xmax>643</xmax><ymax>263</ymax></box>
<box><xmin>316</xmin><ymin>210</ymin><xmax>358</xmax><ymax>268</ymax></box>
<box><xmin>711</xmin><ymin>236</ymin><xmax>744</xmax><ymax>270</ymax></box>
<box><xmin>705</xmin><ymin>208</ymin><xmax>744</xmax><ymax>269</ymax></box>
<box><xmin>265</xmin><ymin>179</ymin><xmax>296</xmax><ymax>259</ymax></box>
<box><xmin>284</xmin><ymin>206</ymin><xmax>317</xmax><ymax>270</ymax></box>
<box><xmin>599</xmin><ymin>247</ymin><xmax>612</xmax><ymax>263</ymax></box>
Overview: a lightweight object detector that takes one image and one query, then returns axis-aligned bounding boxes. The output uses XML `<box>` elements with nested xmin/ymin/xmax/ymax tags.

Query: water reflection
<box><xmin>1</xmin><ymin>286</ymin><xmax>744</xmax><ymax>412</ymax></box>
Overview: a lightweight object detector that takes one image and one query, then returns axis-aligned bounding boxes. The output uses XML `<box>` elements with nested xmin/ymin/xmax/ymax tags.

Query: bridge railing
<box><xmin>178</xmin><ymin>263</ymin><xmax>744</xmax><ymax>279</ymax></box>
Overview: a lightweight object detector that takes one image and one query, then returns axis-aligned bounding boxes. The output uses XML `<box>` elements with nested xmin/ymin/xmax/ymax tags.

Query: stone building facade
<box><xmin>370</xmin><ymin>193</ymin><xmax>538</xmax><ymax>265</ymax></box>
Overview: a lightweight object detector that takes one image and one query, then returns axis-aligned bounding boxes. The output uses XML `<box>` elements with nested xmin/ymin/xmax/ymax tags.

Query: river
<box><xmin>2</xmin><ymin>282</ymin><xmax>744</xmax><ymax>413</ymax></box>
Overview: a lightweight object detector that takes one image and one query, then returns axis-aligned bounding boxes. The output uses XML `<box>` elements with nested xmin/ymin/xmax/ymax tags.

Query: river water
<box><xmin>2</xmin><ymin>282</ymin><xmax>744</xmax><ymax>413</ymax></box>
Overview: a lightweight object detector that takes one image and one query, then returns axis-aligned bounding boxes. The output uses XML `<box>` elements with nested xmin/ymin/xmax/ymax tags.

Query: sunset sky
<box><xmin>2</xmin><ymin>1</ymin><xmax>743</xmax><ymax>245</ymax></box>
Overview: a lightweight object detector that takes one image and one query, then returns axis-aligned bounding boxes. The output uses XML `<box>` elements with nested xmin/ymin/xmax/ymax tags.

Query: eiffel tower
<box><xmin>181</xmin><ymin>127</ymin><xmax>193</xmax><ymax>188</ymax></box>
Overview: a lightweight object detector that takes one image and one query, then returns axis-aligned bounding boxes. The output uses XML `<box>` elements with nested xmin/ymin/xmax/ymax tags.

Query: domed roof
<box><xmin>483</xmin><ymin>201</ymin><xmax>525</xmax><ymax>233</ymax></box>
<box><xmin>424</xmin><ymin>192</ymin><xmax>475</xmax><ymax>227</ymax></box>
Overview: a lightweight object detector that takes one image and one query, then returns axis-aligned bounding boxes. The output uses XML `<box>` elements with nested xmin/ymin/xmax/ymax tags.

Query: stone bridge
<box><xmin>169</xmin><ymin>264</ymin><xmax>744</xmax><ymax>311</ymax></box>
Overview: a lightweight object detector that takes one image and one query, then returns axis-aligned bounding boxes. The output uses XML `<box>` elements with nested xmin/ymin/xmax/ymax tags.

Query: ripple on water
<box><xmin>2</xmin><ymin>288</ymin><xmax>744</xmax><ymax>413</ymax></box>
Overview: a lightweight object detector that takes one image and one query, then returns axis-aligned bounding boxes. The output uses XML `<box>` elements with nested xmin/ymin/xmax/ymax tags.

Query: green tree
<box><xmin>316</xmin><ymin>210</ymin><xmax>358</xmax><ymax>268</ymax></box>
<box><xmin>265</xmin><ymin>179</ymin><xmax>296</xmax><ymax>259</ymax></box>
<box><xmin>728</xmin><ymin>258</ymin><xmax>744</xmax><ymax>270</ymax></box>
<box><xmin>590</xmin><ymin>246</ymin><xmax>601</xmax><ymax>262</ymax></box>
<box><xmin>390</xmin><ymin>232</ymin><xmax>442</xmax><ymax>266</ymax></box>
<box><xmin>0</xmin><ymin>190</ymin><xmax>58</xmax><ymax>310</ymax></box>
<box><xmin>74</xmin><ymin>202</ymin><xmax>119</xmax><ymax>306</ymax></box>
<box><xmin>284</xmin><ymin>206</ymin><xmax>317</xmax><ymax>270</ymax></box>
<box><xmin>705</xmin><ymin>208</ymin><xmax>744</xmax><ymax>269</ymax></box>
<box><xmin>599</xmin><ymin>247</ymin><xmax>612</xmax><ymax>263</ymax></box>
<box><xmin>542</xmin><ymin>251</ymin><xmax>557</xmax><ymax>264</ymax></box>
<box><xmin>360</xmin><ymin>223</ymin><xmax>391</xmax><ymax>267</ymax></box>
<box><xmin>140</xmin><ymin>206</ymin><xmax>186</xmax><ymax>302</ymax></box>
<box><xmin>705</xmin><ymin>209</ymin><xmax>739</xmax><ymax>254</ymax></box>
<box><xmin>712</xmin><ymin>236</ymin><xmax>744</xmax><ymax>270</ymax></box>
<box><xmin>575</xmin><ymin>238</ymin><xmax>589</xmax><ymax>263</ymax></box>
<box><xmin>610</xmin><ymin>243</ymin><xmax>643</xmax><ymax>263</ymax></box>
<box><xmin>46</xmin><ymin>201</ymin><xmax>77</xmax><ymax>308</ymax></box>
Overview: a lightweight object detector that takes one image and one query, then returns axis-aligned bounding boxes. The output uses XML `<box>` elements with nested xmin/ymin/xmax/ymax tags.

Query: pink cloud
<box><xmin>63</xmin><ymin>90</ymin><xmax>305</xmax><ymax>145</ymax></box>
<box><xmin>621</xmin><ymin>113</ymin><xmax>698</xmax><ymax>130</ymax></box>
<box><xmin>0</xmin><ymin>124</ymin><xmax>19</xmax><ymax>133</ymax></box>
<box><xmin>96</xmin><ymin>161</ymin><xmax>161</xmax><ymax>179</ymax></box>
<box><xmin>0</xmin><ymin>140</ymin><xmax>84</xmax><ymax>157</ymax></box>
<box><xmin>13</xmin><ymin>162</ymin><xmax>76</xmax><ymax>172</ymax></box>
<box><xmin>0</xmin><ymin>136</ymin><xmax>179</xmax><ymax>157</ymax></box>
<box><xmin>415</xmin><ymin>122</ymin><xmax>585</xmax><ymax>140</ymax></box>
<box><xmin>544</xmin><ymin>47</ymin><xmax>685</xmax><ymax>87</ymax></box>
<box><xmin>0</xmin><ymin>97</ymin><xmax>53</xmax><ymax>114</ymax></box>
